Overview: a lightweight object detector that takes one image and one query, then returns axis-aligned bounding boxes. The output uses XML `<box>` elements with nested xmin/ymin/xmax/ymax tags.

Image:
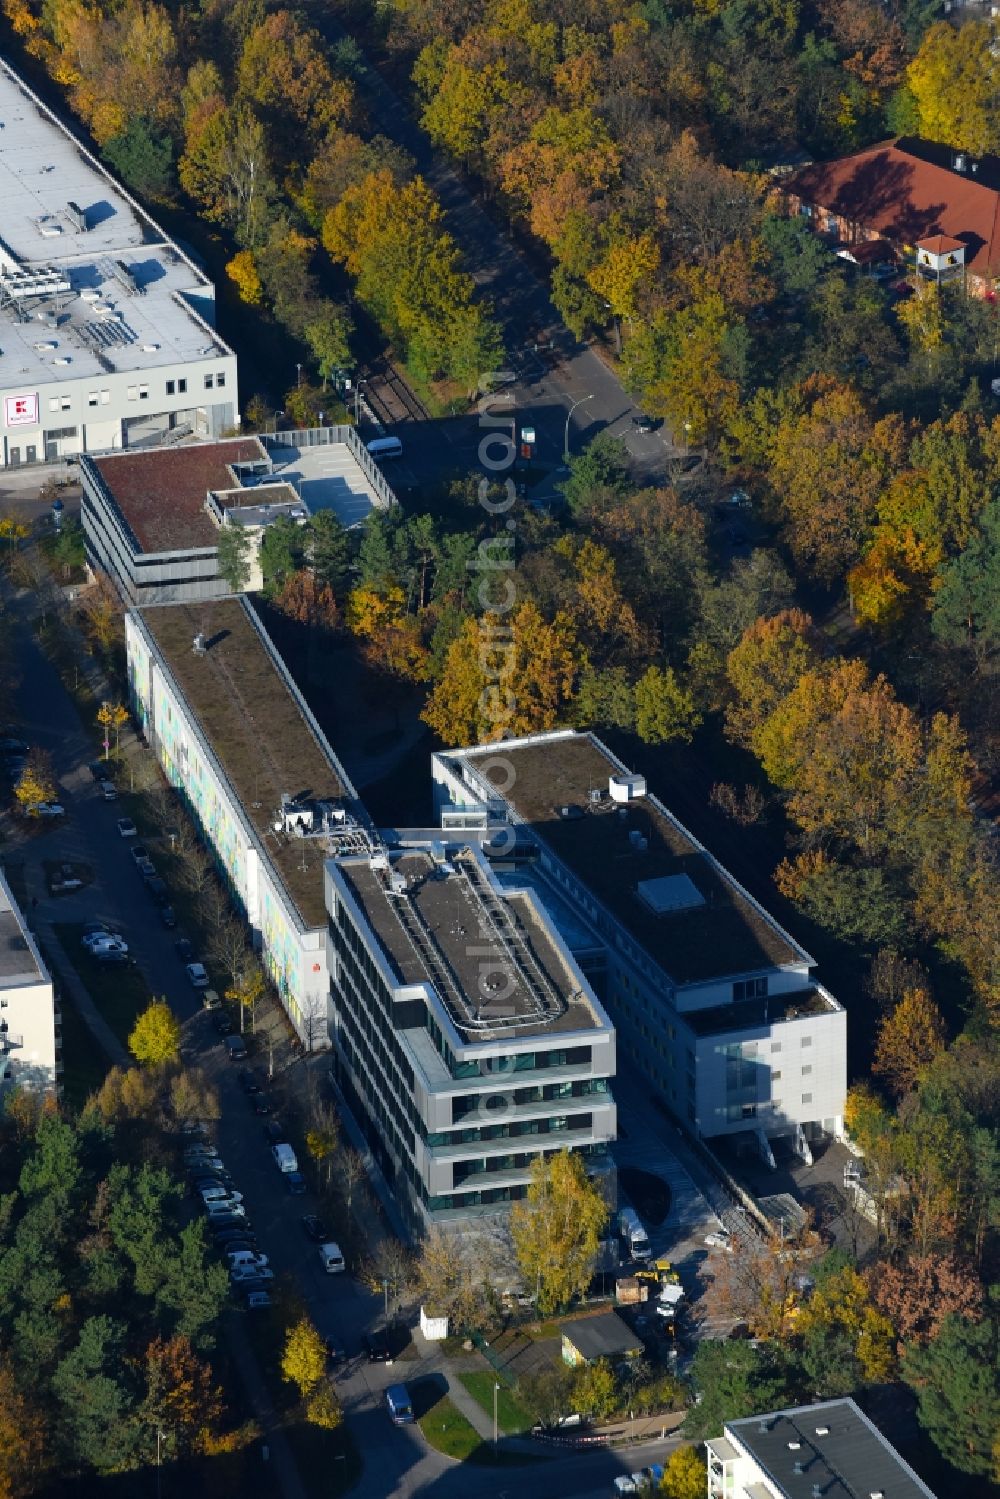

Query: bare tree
<box><xmin>336</xmin><ymin>1147</ymin><xmax>367</xmax><ymax>1216</ymax></box>
<box><xmin>208</xmin><ymin>913</ymin><xmax>249</xmax><ymax>989</ymax></box>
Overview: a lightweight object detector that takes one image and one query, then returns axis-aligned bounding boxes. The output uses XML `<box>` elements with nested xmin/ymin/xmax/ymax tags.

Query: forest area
<box><xmin>1</xmin><ymin>0</ymin><xmax>998</xmax><ymax>1485</ymax></box>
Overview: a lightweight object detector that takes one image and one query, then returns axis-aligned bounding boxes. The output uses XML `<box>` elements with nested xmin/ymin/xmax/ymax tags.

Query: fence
<box><xmin>262</xmin><ymin>424</ymin><xmax>399</xmax><ymax>512</ymax></box>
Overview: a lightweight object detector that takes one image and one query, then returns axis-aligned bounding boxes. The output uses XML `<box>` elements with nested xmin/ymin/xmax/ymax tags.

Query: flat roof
<box><xmin>138</xmin><ymin>599</ymin><xmax>356</xmax><ymax>928</ymax></box>
<box><xmin>727</xmin><ymin>1399</ymin><xmax>938</xmax><ymax>1499</ymax></box>
<box><xmin>0</xmin><ymin>63</ymin><xmax>233</xmax><ymax>391</ymax></box>
<box><xmin>264</xmin><ymin>438</ymin><xmax>384</xmax><ymax>528</ymax></box>
<box><xmin>0</xmin><ymin>874</ymin><xmax>46</xmax><ymax>988</ymax></box>
<box><xmin>452</xmin><ymin>734</ymin><xmax>807</xmax><ymax>987</ymax></box>
<box><xmin>684</xmin><ymin>985</ymin><xmax>838</xmax><ymax>1038</ymax></box>
<box><xmin>219</xmin><ymin>483</ymin><xmax>304</xmax><ymax>528</ymax></box>
<box><xmin>338</xmin><ymin>847</ymin><xmax>601</xmax><ymax>1041</ymax></box>
<box><xmin>561</xmin><ymin>1311</ymin><xmax>642</xmax><ymax>1360</ymax></box>
<box><xmin>91</xmin><ymin>439</ymin><xmax>269</xmax><ymax>551</ymax></box>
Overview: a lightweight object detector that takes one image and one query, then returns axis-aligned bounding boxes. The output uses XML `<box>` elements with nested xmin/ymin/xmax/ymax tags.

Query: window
<box><xmin>204</xmin><ymin>373</ymin><xmax>214</xmax><ymax>389</ymax></box>
<box><xmin>733</xmin><ymin>977</ymin><xmax>768</xmax><ymax>1002</ymax></box>
<box><xmin>217</xmin><ymin>371</ymin><xmax>226</xmax><ymax>387</ymax></box>
<box><xmin>772</xmin><ymin>1042</ymin><xmax>781</xmax><ymax>1054</ymax></box>
<box><xmin>178</xmin><ymin>378</ymin><xmax>187</xmax><ymax>394</ymax></box>
<box><xmin>166</xmin><ymin>380</ymin><xmax>175</xmax><ymax>395</ymax></box>
<box><xmin>741</xmin><ymin>1103</ymin><xmax>756</xmax><ymax>1119</ymax></box>
<box><xmin>48</xmin><ymin>398</ymin><xmax>59</xmax><ymax>413</ymax></box>
<box><xmin>139</xmin><ymin>385</ymin><xmax>149</xmax><ymax>401</ymax></box>
<box><xmin>100</xmin><ymin>389</ymin><xmax>110</xmax><ymax>405</ymax></box>
<box><xmin>802</xmin><ymin>1064</ymin><xmax>812</xmax><ymax>1077</ymax></box>
<box><xmin>61</xmin><ymin>396</ymin><xmax>71</xmax><ymax>411</ymax></box>
<box><xmin>801</xmin><ymin>1093</ymin><xmax>812</xmax><ymax>1105</ymax></box>
<box><xmin>127</xmin><ymin>386</ymin><xmax>137</xmax><ymax>401</ymax></box>
<box><xmin>801</xmin><ymin>1036</ymin><xmax>812</xmax><ymax>1048</ymax></box>
<box><xmin>772</xmin><ymin>1070</ymin><xmax>782</xmax><ymax>1082</ymax></box>
<box><xmin>88</xmin><ymin>391</ymin><xmax>98</xmax><ymax>407</ymax></box>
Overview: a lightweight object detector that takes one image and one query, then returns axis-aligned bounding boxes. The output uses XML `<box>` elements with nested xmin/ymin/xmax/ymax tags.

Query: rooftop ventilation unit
<box><xmin>66</xmin><ymin>200</ymin><xmax>88</xmax><ymax>232</ymax></box>
<box><xmin>815</xmin><ymin>1426</ymin><xmax>829</xmax><ymax>1436</ymax></box>
<box><xmin>192</xmin><ymin>633</ymin><xmax>207</xmax><ymax>656</ymax></box>
<box><xmin>954</xmin><ymin>152</ymin><xmax>967</xmax><ymax>172</ymax></box>
<box><xmin>787</xmin><ymin>1441</ymin><xmax>801</xmax><ymax>1451</ymax></box>
<box><xmin>609</xmin><ymin>772</ymin><xmax>646</xmax><ymax>803</ymax></box>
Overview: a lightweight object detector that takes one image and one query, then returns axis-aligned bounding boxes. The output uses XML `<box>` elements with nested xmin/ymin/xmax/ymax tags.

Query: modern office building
<box><xmin>0</xmin><ymin>868</ymin><xmax>59</xmax><ymax>1094</ymax></box>
<box><xmin>0</xmin><ymin>59</ymin><xmax>237</xmax><ymax>468</ymax></box>
<box><xmin>707</xmin><ymin>1399</ymin><xmax>938</xmax><ymax>1498</ymax></box>
<box><xmin>82</xmin><ymin>429</ymin><xmax>398</xmax><ymax>604</ymax></box>
<box><xmin>325</xmin><ymin>834</ymin><xmax>616</xmax><ymax>1227</ymax></box>
<box><xmin>126</xmin><ymin>597</ymin><xmax>370</xmax><ymax>1041</ymax></box>
<box><xmin>432</xmin><ymin>730</ymin><xmax>846</xmax><ymax>1163</ymax></box>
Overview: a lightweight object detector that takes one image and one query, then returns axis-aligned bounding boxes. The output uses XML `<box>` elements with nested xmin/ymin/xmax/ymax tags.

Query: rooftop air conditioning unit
<box><xmin>609</xmin><ymin>772</ymin><xmax>646</xmax><ymax>803</ymax></box>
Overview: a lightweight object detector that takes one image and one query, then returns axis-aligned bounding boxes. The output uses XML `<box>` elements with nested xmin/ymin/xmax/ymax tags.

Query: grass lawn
<box><xmin>53</xmin><ymin>922</ymin><xmax>152</xmax><ymax>1047</ymax></box>
<box><xmin>458</xmin><ymin>1372</ymin><xmax>534</xmax><ymax>1435</ymax></box>
<box><xmin>56</xmin><ymin>985</ymin><xmax>110</xmax><ymax>1106</ymax></box>
<box><xmin>413</xmin><ymin>1382</ymin><xmax>545</xmax><ymax>1466</ymax></box>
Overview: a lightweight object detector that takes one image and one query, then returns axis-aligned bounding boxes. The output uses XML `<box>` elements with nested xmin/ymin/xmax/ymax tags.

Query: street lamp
<box><xmin>270</xmin><ymin>409</ymin><xmax>284</xmax><ymax>435</ymax></box>
<box><xmin>563</xmin><ymin>393</ymin><xmax>593</xmax><ymax>463</ymax></box>
<box><xmin>352</xmin><ymin>379</ymin><xmax>368</xmax><ymax>425</ymax></box>
<box><xmin>493</xmin><ymin>1381</ymin><xmax>500</xmax><ymax>1450</ymax></box>
<box><xmin>296</xmin><ymin>363</ymin><xmax>303</xmax><ymax>389</ymax></box>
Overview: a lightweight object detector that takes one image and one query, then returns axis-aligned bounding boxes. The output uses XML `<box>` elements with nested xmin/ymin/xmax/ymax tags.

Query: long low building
<box><xmin>82</xmin><ymin>429</ymin><xmax>398</xmax><ymax>604</ymax></box>
<box><xmin>0</xmin><ymin>59</ymin><xmax>237</xmax><ymax>468</ymax></box>
<box><xmin>325</xmin><ymin>836</ymin><xmax>616</xmax><ymax>1227</ymax></box>
<box><xmin>126</xmin><ymin>597</ymin><xmax>370</xmax><ymax>1041</ymax></box>
<box><xmin>0</xmin><ymin>867</ymin><xmax>59</xmax><ymax>1094</ymax></box>
<box><xmin>432</xmin><ymin>731</ymin><xmax>846</xmax><ymax>1163</ymax></box>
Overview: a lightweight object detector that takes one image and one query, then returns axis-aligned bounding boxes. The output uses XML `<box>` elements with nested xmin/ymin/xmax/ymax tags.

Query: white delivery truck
<box><xmin>618</xmin><ymin>1206</ymin><xmax>652</xmax><ymax>1261</ymax></box>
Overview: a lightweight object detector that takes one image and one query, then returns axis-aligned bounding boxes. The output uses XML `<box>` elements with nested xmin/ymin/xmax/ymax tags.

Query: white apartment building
<box><xmin>432</xmin><ymin>731</ymin><xmax>846</xmax><ymax>1164</ymax></box>
<box><xmin>0</xmin><ymin>867</ymin><xmax>58</xmax><ymax>1094</ymax></box>
<box><xmin>126</xmin><ymin>597</ymin><xmax>369</xmax><ymax>1042</ymax></box>
<box><xmin>707</xmin><ymin>1399</ymin><xmax>938</xmax><ymax>1499</ymax></box>
<box><xmin>0</xmin><ymin>60</ymin><xmax>237</xmax><ymax>468</ymax></box>
<box><xmin>325</xmin><ymin>837</ymin><xmax>616</xmax><ymax>1228</ymax></box>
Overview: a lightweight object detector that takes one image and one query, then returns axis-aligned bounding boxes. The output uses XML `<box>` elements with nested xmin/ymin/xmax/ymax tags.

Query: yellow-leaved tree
<box><xmin>873</xmin><ymin>987</ymin><xmax>946</xmax><ymax>1100</ymax></box>
<box><xmin>510</xmin><ymin>1149</ymin><xmax>608</xmax><ymax>1316</ymax></box>
<box><xmin>280</xmin><ymin>1317</ymin><xmax>327</xmax><ymax>1398</ymax></box>
<box><xmin>128</xmin><ymin>1000</ymin><xmax>181</xmax><ymax>1068</ymax></box>
<box><xmin>908</xmin><ymin>21</ymin><xmax>1000</xmax><ymax>156</ymax></box>
<box><xmin>14</xmin><ymin>752</ymin><xmax>57</xmax><ymax>814</ymax></box>
<box><xmin>660</xmin><ymin>1444</ymin><xmax>706</xmax><ymax>1499</ymax></box>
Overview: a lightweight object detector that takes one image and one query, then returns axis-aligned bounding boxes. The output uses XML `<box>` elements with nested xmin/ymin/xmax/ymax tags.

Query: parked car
<box><xmin>301</xmin><ymin>1215</ymin><xmax>330</xmax><ymax>1244</ymax></box>
<box><xmin>262</xmin><ymin>1120</ymin><xmax>285</xmax><ymax>1145</ymax></box>
<box><xmin>180</xmin><ymin>1120</ymin><xmax>208</xmax><ymax>1138</ymax></box>
<box><xmin>100</xmin><ymin>781</ymin><xmax>118</xmax><ymax>801</ymax></box>
<box><xmin>84</xmin><ymin>936</ymin><xmax>128</xmax><ymax>957</ymax></box>
<box><xmin>238</xmin><ymin>1069</ymin><xmax>261</xmax><ymax>1095</ymax></box>
<box><xmin>116</xmin><ymin>818</ymin><xmax>137</xmax><ymax>838</ymax></box>
<box><xmin>213</xmin><ymin>1227</ymin><xmax>257</xmax><ymax>1249</ymax></box>
<box><xmin>28</xmin><ymin>802</ymin><xmax>65</xmax><ymax>817</ymax></box>
<box><xmin>186</xmin><ymin>962</ymin><xmax>210</xmax><ymax>989</ymax></box>
<box><xmin>632</xmin><ymin>413</ymin><xmax>656</xmax><ymax>434</ymax></box>
<box><xmin>385</xmin><ymin>1384</ymin><xmax>414</xmax><ymax>1426</ymax></box>
<box><xmin>88</xmin><ymin>761</ymin><xmax>110</xmax><ymax>782</ymax></box>
<box><xmin>251</xmin><ymin>1096</ymin><xmax>271</xmax><ymax>1116</ymax></box>
<box><xmin>318</xmin><ymin>1242</ymin><xmax>345</xmax><ymax>1275</ymax></box>
<box><xmin>159</xmin><ymin>905</ymin><xmax>177</xmax><ymax>929</ymax></box>
<box><xmin>94</xmin><ymin>948</ymin><xmax>129</xmax><ymax>966</ymax></box>
<box><xmin>230</xmin><ymin>1264</ymin><xmax>273</xmax><ymax>1284</ymax></box>
<box><xmin>131</xmin><ymin>844</ymin><xmax>149</xmax><ymax>866</ymax></box>
<box><xmin>183</xmin><ymin>1144</ymin><xmax>219</xmax><ymax>1162</ymax></box>
<box><xmin>82</xmin><ymin>921</ymin><xmax>115</xmax><ymax>939</ymax></box>
<box><xmin>204</xmin><ymin>1202</ymin><xmax>247</xmax><ymax>1223</ymax></box>
<box><xmin>145</xmin><ymin>876</ymin><xmax>169</xmax><ymax>905</ymax></box>
<box><xmin>174</xmin><ymin>937</ymin><xmax>194</xmax><ymax>962</ymax></box>
<box><xmin>225</xmin><ymin>1035</ymin><xmax>248</xmax><ymax>1062</ymax></box>
<box><xmin>364</xmin><ymin>1330</ymin><xmax>393</xmax><ymax>1363</ymax></box>
<box><xmin>200</xmin><ymin>1187</ymin><xmax>244</xmax><ymax>1208</ymax></box>
<box><xmin>226</xmin><ymin>1250</ymin><xmax>268</xmax><ymax>1271</ymax></box>
<box><xmin>214</xmin><ymin>1013</ymin><xmax>234</xmax><ymax>1036</ymax></box>
<box><xmin>272</xmin><ymin>1143</ymin><xmax>298</xmax><ymax>1174</ymax></box>
<box><xmin>245</xmin><ymin>1291</ymin><xmax>272</xmax><ymax>1310</ymax></box>
<box><xmin>285</xmin><ymin>1170</ymin><xmax>307</xmax><ymax>1196</ymax></box>
<box><xmin>201</xmin><ymin>989</ymin><xmax>221</xmax><ymax>1010</ymax></box>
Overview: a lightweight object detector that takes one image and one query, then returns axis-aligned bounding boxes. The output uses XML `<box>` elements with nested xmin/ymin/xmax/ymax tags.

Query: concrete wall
<box><xmin>0</xmin><ymin>872</ymin><xmax>58</xmax><ymax>1096</ymax></box>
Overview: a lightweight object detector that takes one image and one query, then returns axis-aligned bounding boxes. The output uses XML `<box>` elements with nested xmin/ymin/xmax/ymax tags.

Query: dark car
<box><xmin>252</xmin><ymin>1096</ymin><xmax>271</xmax><ymax>1116</ymax></box>
<box><xmin>213</xmin><ymin>1227</ymin><xmax>257</xmax><ymax>1247</ymax></box>
<box><xmin>262</xmin><ymin>1119</ymin><xmax>284</xmax><ymax>1144</ymax></box>
<box><xmin>159</xmin><ymin>905</ymin><xmax>177</xmax><ymax>929</ymax></box>
<box><xmin>301</xmin><ymin>1215</ymin><xmax>330</xmax><ymax>1244</ymax></box>
<box><xmin>88</xmin><ymin>761</ymin><xmax>111</xmax><ymax>782</ymax></box>
<box><xmin>214</xmin><ymin>1013</ymin><xmax>235</xmax><ymax>1037</ymax></box>
<box><xmin>365</xmin><ymin>1331</ymin><xmax>394</xmax><ymax>1364</ymax></box>
<box><xmin>237</xmin><ymin>1069</ymin><xmax>261</xmax><ymax>1095</ymax></box>
<box><xmin>145</xmin><ymin>875</ymin><xmax>169</xmax><ymax>904</ymax></box>
<box><xmin>285</xmin><ymin>1171</ymin><xmax>307</xmax><ymax>1196</ymax></box>
<box><xmin>130</xmin><ymin>843</ymin><xmax>149</xmax><ymax>865</ymax></box>
<box><xmin>94</xmin><ymin>949</ymin><xmax>129</xmax><ymax>965</ymax></box>
<box><xmin>632</xmin><ymin>413</ymin><xmax>656</xmax><ymax>434</ymax></box>
<box><xmin>175</xmin><ymin>938</ymin><xmax>194</xmax><ymax>962</ymax></box>
<box><xmin>233</xmin><ymin>1274</ymin><xmax>271</xmax><ymax>1294</ymax></box>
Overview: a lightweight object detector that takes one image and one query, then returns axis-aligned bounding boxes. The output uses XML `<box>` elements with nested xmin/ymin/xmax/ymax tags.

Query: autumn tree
<box><xmin>140</xmin><ymin>1335</ymin><xmax>224</xmax><ymax>1458</ymax></box>
<box><xmin>128</xmin><ymin>1001</ymin><xmax>182</xmax><ymax>1069</ymax></box>
<box><xmin>634</xmin><ymin>665</ymin><xmax>701</xmax><ymax>745</ymax></box>
<box><xmin>0</xmin><ymin>1355</ymin><xmax>50</xmax><ymax>1498</ymax></box>
<box><xmin>510</xmin><ymin>1149</ymin><xmax>608</xmax><ymax>1315</ymax></box>
<box><xmin>273</xmin><ymin>572</ymin><xmax>339</xmax><ymax>632</ymax></box>
<box><xmin>908</xmin><ymin>21</ymin><xmax>1000</xmax><ymax>156</ymax></box>
<box><xmin>280</xmin><ymin>1317</ymin><xmax>327</xmax><ymax>1398</ymax></box>
<box><xmin>873</xmin><ymin>988</ymin><xmax>946</xmax><ymax>1099</ymax></box>
<box><xmin>794</xmin><ymin>1263</ymin><xmax>896</xmax><ymax>1385</ymax></box>
<box><xmin>14</xmin><ymin>751</ymin><xmax>57</xmax><ymax>814</ymax></box>
<box><xmin>167</xmin><ymin>1069</ymin><xmax>219</xmax><ymax>1130</ymax></box>
<box><xmin>224</xmin><ymin>964</ymin><xmax>264</xmax><ymax>1036</ymax></box>
<box><xmin>870</xmin><ymin>1252</ymin><xmax>983</xmax><ymax>1351</ymax></box>
<box><xmin>660</xmin><ymin>1445</ymin><xmax>705</xmax><ymax>1499</ymax></box>
<box><xmin>705</xmin><ymin>1223</ymin><xmax>820</xmax><ymax>1341</ymax></box>
<box><xmin>96</xmin><ymin>700</ymin><xmax>128</xmax><ymax>759</ymax></box>
<box><xmin>724</xmin><ymin>609</ymin><xmax>821</xmax><ymax>751</ymax></box>
<box><xmin>422</xmin><ymin>600</ymin><xmax>582</xmax><ymax>746</ymax></box>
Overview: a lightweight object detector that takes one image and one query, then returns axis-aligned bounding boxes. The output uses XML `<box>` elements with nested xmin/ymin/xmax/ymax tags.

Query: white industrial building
<box><xmin>126</xmin><ymin>597</ymin><xmax>369</xmax><ymax>1042</ymax></box>
<box><xmin>707</xmin><ymin>1399</ymin><xmax>937</xmax><ymax>1499</ymax></box>
<box><xmin>432</xmin><ymin>731</ymin><xmax>846</xmax><ymax>1165</ymax></box>
<box><xmin>0</xmin><ymin>59</ymin><xmax>238</xmax><ymax>468</ymax></box>
<box><xmin>0</xmin><ymin>867</ymin><xmax>59</xmax><ymax>1094</ymax></box>
<box><xmin>325</xmin><ymin>836</ymin><xmax>616</xmax><ymax>1227</ymax></box>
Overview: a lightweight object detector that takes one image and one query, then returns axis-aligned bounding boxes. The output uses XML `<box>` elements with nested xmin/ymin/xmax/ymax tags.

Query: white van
<box><xmin>271</xmin><ymin>1142</ymin><xmax>298</xmax><ymax>1174</ymax></box>
<box><xmin>366</xmin><ymin>436</ymin><xmax>403</xmax><ymax>460</ymax></box>
<box><xmin>318</xmin><ymin>1241</ymin><xmax>346</xmax><ymax>1274</ymax></box>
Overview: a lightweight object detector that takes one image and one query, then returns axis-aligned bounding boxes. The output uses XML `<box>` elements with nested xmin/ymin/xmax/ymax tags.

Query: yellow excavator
<box><xmin>634</xmin><ymin>1258</ymin><xmax>680</xmax><ymax>1286</ymax></box>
